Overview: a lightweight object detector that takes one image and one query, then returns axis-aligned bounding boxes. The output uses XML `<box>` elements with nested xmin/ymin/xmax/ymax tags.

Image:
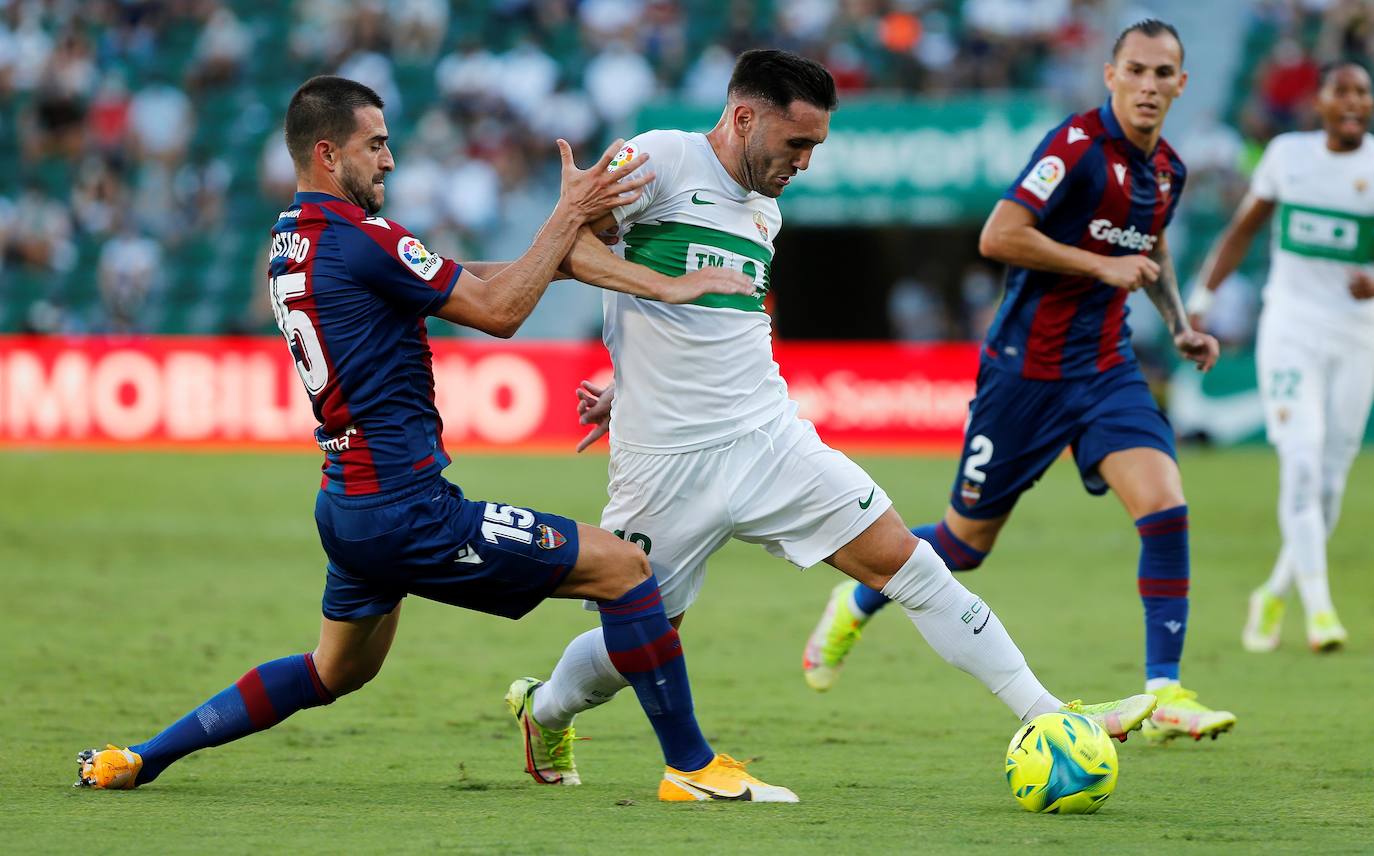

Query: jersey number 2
<box><xmin>963</xmin><ymin>434</ymin><xmax>994</xmax><ymax>484</ymax></box>
<box><xmin>270</xmin><ymin>272</ymin><xmax>329</xmax><ymax>394</ymax></box>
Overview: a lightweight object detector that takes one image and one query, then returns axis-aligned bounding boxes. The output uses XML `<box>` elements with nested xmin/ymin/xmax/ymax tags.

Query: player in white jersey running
<box><xmin>1190</xmin><ymin>61</ymin><xmax>1374</xmax><ymax>653</ymax></box>
<box><xmin>503</xmin><ymin>49</ymin><xmax>1156</xmax><ymax>800</ymax></box>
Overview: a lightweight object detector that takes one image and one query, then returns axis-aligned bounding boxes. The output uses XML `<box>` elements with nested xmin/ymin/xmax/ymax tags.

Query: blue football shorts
<box><xmin>314</xmin><ymin>476</ymin><xmax>579</xmax><ymax>621</ymax></box>
<box><xmin>948</xmin><ymin>359</ymin><xmax>1176</xmax><ymax>520</ymax></box>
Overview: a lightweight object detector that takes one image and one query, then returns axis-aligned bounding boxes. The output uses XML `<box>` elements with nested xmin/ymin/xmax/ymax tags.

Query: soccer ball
<box><xmin>1004</xmin><ymin>712</ymin><xmax>1118</xmax><ymax>814</ymax></box>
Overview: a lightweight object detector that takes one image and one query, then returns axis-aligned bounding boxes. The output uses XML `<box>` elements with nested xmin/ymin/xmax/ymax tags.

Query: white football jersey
<box><xmin>602</xmin><ymin>129</ymin><xmax>789</xmax><ymax>453</ymax></box>
<box><xmin>1250</xmin><ymin>130</ymin><xmax>1374</xmax><ymax>337</ymax></box>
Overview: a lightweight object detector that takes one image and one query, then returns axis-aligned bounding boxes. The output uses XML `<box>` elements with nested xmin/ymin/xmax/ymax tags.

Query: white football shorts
<box><xmin>1256</xmin><ymin>310</ymin><xmax>1374</xmax><ymax>457</ymax></box>
<box><xmin>597</xmin><ymin>401</ymin><xmax>892</xmax><ymax>618</ymax></box>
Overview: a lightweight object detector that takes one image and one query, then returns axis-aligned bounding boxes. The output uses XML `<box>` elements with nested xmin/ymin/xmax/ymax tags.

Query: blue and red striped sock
<box><xmin>599</xmin><ymin>575</ymin><xmax>713</xmax><ymax>773</ymax></box>
<box><xmin>850</xmin><ymin>522</ymin><xmax>988</xmax><ymax>616</ymax></box>
<box><xmin>130</xmin><ymin>653</ymin><xmax>334</xmax><ymax>783</ymax></box>
<box><xmin>1136</xmin><ymin>505</ymin><xmax>1190</xmax><ymax>683</ymax></box>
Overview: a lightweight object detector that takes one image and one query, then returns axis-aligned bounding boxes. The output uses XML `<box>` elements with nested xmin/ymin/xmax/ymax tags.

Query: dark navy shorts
<box><xmin>314</xmin><ymin>476</ymin><xmax>579</xmax><ymax>621</ymax></box>
<box><xmin>949</xmin><ymin>360</ymin><xmax>1176</xmax><ymax>520</ymax></box>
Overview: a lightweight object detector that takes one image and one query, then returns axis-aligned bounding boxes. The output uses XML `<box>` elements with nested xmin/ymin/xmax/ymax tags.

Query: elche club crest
<box><xmin>754</xmin><ymin>211</ymin><xmax>769</xmax><ymax>241</ymax></box>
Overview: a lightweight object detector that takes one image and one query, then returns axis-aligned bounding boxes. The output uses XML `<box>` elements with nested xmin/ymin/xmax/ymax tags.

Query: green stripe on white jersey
<box><xmin>1277</xmin><ymin>202</ymin><xmax>1374</xmax><ymax>263</ymax></box>
<box><xmin>623</xmin><ymin>221</ymin><xmax>772</xmax><ymax>312</ymax></box>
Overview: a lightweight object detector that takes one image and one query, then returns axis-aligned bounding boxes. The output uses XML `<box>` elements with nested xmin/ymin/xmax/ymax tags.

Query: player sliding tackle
<box><xmin>74</xmin><ymin>75</ymin><xmax>789</xmax><ymax>802</ymax></box>
<box><xmin>802</xmin><ymin>20</ymin><xmax>1236</xmax><ymax>743</ymax></box>
<box><xmin>1190</xmin><ymin>61</ymin><xmax>1374</xmax><ymax>654</ymax></box>
<box><xmin>506</xmin><ymin>49</ymin><xmax>1156</xmax><ymax>797</ymax></box>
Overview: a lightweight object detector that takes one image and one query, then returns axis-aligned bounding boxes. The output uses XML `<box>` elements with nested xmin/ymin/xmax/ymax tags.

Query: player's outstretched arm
<box><xmin>434</xmin><ymin>139</ymin><xmax>653</xmax><ymax>337</ymax></box>
<box><xmin>980</xmin><ymin>200</ymin><xmax>1159</xmax><ymax>291</ymax></box>
<box><xmin>1187</xmin><ymin>193</ymin><xmax>1275</xmax><ymax>327</ymax></box>
<box><xmin>1148</xmin><ymin>233</ymin><xmax>1219</xmax><ymax>372</ymax></box>
<box><xmin>560</xmin><ymin>226</ymin><xmax>755</xmax><ymax>304</ymax></box>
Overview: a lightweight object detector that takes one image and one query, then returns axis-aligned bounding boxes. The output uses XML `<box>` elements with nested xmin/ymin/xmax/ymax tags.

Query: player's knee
<box><xmin>586</xmin><ymin>539</ymin><xmax>652</xmax><ymax>602</ymax></box>
<box><xmin>1137</xmin><ymin>496</ymin><xmax>1187</xmax><ymax>518</ymax></box>
<box><xmin>606</xmin><ymin>544</ymin><xmax>652</xmax><ymax>599</ymax></box>
<box><xmin>1279</xmin><ymin>448</ymin><xmax>1321</xmax><ymax>513</ymax></box>
<box><xmin>312</xmin><ymin>654</ymin><xmax>382</xmax><ymax>697</ymax></box>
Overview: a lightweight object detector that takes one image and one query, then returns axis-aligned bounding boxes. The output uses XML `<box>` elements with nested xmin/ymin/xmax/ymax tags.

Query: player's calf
<box><xmin>803</xmin><ymin>518</ymin><xmax>993</xmax><ymax>692</ymax></box>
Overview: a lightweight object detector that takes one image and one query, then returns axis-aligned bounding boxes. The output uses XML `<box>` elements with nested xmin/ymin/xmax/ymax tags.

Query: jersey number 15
<box><xmin>270</xmin><ymin>272</ymin><xmax>329</xmax><ymax>394</ymax></box>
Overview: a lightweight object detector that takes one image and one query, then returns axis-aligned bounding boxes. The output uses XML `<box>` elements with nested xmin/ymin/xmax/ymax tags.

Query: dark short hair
<box><xmin>1320</xmin><ymin>60</ymin><xmax>1372</xmax><ymax>88</ymax></box>
<box><xmin>727</xmin><ymin>49</ymin><xmax>838</xmax><ymax>112</ymax></box>
<box><xmin>284</xmin><ymin>76</ymin><xmax>384</xmax><ymax>171</ymax></box>
<box><xmin>1111</xmin><ymin>18</ymin><xmax>1184</xmax><ymax>65</ymax></box>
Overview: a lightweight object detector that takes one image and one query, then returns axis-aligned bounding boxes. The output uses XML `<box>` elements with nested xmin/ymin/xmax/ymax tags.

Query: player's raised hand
<box><xmin>1174</xmin><ymin>328</ymin><xmax>1219</xmax><ymax>372</ymax></box>
<box><xmin>1096</xmin><ymin>254</ymin><xmax>1160</xmax><ymax>291</ymax></box>
<box><xmin>1348</xmin><ymin>270</ymin><xmax>1374</xmax><ymax>300</ymax></box>
<box><xmin>655</xmin><ymin>267</ymin><xmax>756</xmax><ymax>304</ymax></box>
<box><xmin>556</xmin><ymin>138</ymin><xmax>653</xmax><ymax>224</ymax></box>
<box><xmin>574</xmin><ymin>380</ymin><xmax>615</xmax><ymax>453</ymax></box>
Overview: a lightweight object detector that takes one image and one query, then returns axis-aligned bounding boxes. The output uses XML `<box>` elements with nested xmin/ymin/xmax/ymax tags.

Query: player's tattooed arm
<box><xmin>1145</xmin><ymin>236</ymin><xmax>1188</xmax><ymax>337</ymax></box>
<box><xmin>1149</xmin><ymin>234</ymin><xmax>1220</xmax><ymax>372</ymax></box>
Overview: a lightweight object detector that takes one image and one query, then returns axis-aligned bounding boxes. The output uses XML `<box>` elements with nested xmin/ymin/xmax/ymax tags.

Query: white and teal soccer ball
<box><xmin>1004</xmin><ymin>712</ymin><xmax>1118</xmax><ymax>814</ymax></box>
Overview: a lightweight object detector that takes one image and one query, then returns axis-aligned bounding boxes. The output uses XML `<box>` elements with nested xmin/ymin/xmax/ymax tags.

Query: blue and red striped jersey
<box><xmin>983</xmin><ymin>101</ymin><xmax>1187</xmax><ymax>380</ymax></box>
<box><xmin>268</xmin><ymin>191</ymin><xmax>462</xmax><ymax>495</ymax></box>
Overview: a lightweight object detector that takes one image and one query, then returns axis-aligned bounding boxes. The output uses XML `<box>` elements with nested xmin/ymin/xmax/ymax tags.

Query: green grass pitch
<box><xmin>3</xmin><ymin>448</ymin><xmax>1371</xmax><ymax>854</ymax></box>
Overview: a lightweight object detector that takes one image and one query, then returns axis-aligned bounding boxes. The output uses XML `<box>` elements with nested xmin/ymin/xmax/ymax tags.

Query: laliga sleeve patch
<box><xmin>608</xmin><ymin>143</ymin><xmax>636</xmax><ymax>173</ymax></box>
<box><xmin>397</xmin><ymin>235</ymin><xmax>443</xmax><ymax>281</ymax></box>
<box><xmin>1020</xmin><ymin>155</ymin><xmax>1066</xmax><ymax>202</ymax></box>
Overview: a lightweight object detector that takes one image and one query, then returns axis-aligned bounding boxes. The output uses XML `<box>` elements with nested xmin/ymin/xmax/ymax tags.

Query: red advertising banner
<box><xmin>0</xmin><ymin>336</ymin><xmax>978</xmax><ymax>453</ymax></box>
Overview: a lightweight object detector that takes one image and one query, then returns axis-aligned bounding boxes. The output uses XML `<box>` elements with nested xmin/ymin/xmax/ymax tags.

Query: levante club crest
<box><xmin>960</xmin><ymin>479</ymin><xmax>982</xmax><ymax>506</ymax></box>
<box><xmin>537</xmin><ymin>524</ymin><xmax>567</xmax><ymax>550</ymax></box>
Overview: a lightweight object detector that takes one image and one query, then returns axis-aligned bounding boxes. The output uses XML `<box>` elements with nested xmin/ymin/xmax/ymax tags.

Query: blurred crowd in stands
<box><xmin>0</xmin><ymin>0</ymin><xmax>1368</xmax><ymax>345</ymax></box>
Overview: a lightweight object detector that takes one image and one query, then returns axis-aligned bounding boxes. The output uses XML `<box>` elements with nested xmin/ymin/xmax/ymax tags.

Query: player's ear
<box><xmin>732</xmin><ymin>102</ymin><xmax>754</xmax><ymax>137</ymax></box>
<box><xmin>1103</xmin><ymin>61</ymin><xmax>1115</xmax><ymax>92</ymax></box>
<box><xmin>1176</xmin><ymin>68</ymin><xmax>1189</xmax><ymax>95</ymax></box>
<box><xmin>315</xmin><ymin>140</ymin><xmax>338</xmax><ymax>172</ymax></box>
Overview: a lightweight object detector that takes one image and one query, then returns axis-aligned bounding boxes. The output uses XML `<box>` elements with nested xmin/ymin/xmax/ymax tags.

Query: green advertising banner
<box><xmin>634</xmin><ymin>97</ymin><xmax>1064</xmax><ymax>225</ymax></box>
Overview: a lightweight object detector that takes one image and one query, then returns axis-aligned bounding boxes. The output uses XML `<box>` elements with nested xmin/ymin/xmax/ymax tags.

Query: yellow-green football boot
<box><xmin>1307</xmin><ymin>610</ymin><xmax>1348</xmax><ymax>653</ymax></box>
<box><xmin>1141</xmin><ymin>684</ymin><xmax>1236</xmax><ymax>743</ymax></box>
<box><xmin>803</xmin><ymin>581</ymin><xmax>871</xmax><ymax>692</ymax></box>
<box><xmin>1060</xmin><ymin>694</ymin><xmax>1157</xmax><ymax>742</ymax></box>
<box><xmin>505</xmin><ymin>677</ymin><xmax>580</xmax><ymax>785</ymax></box>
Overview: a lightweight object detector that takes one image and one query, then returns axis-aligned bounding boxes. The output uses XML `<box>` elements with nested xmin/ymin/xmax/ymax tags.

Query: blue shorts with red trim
<box><xmin>314</xmin><ymin>476</ymin><xmax>578</xmax><ymax>621</ymax></box>
<box><xmin>949</xmin><ymin>359</ymin><xmax>1175</xmax><ymax>520</ymax></box>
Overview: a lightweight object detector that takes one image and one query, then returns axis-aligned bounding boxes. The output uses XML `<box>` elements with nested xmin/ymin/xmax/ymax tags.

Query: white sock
<box><xmin>1278</xmin><ymin>449</ymin><xmax>1335</xmax><ymax>616</ymax></box>
<box><xmin>1264</xmin><ymin>545</ymin><xmax>1294</xmax><ymax>598</ymax></box>
<box><xmin>1024</xmin><ymin>692</ymin><xmax>1062</xmax><ymax>722</ymax></box>
<box><xmin>531</xmin><ymin>628</ymin><xmax>629</xmax><ymax>730</ymax></box>
<box><xmin>1145</xmin><ymin>677</ymin><xmax>1178</xmax><ymax>692</ymax></box>
<box><xmin>880</xmin><ymin>540</ymin><xmax>1060</xmax><ymax>720</ymax></box>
